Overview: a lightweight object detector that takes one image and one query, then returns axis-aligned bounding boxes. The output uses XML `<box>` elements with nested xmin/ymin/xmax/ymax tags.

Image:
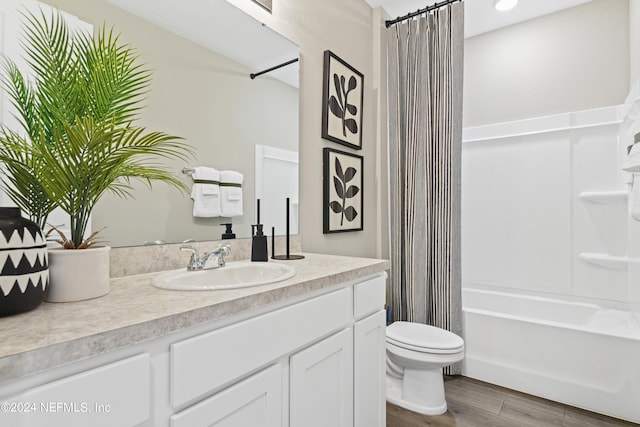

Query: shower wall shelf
<box><xmin>579</xmin><ymin>190</ymin><xmax>629</xmax><ymax>204</ymax></box>
<box><xmin>579</xmin><ymin>252</ymin><xmax>629</xmax><ymax>270</ymax></box>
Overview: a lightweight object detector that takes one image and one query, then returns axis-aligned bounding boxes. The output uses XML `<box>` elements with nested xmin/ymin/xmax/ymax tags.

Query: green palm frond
<box><xmin>0</xmin><ymin>60</ymin><xmax>40</xmax><ymax>137</ymax></box>
<box><xmin>32</xmin><ymin>117</ymin><xmax>191</xmax><ymax>248</ymax></box>
<box><xmin>76</xmin><ymin>26</ymin><xmax>151</xmax><ymax>124</ymax></box>
<box><xmin>0</xmin><ymin>127</ymin><xmax>56</xmax><ymax>229</ymax></box>
<box><xmin>21</xmin><ymin>9</ymin><xmax>81</xmax><ymax>134</ymax></box>
<box><xmin>0</xmin><ymin>8</ymin><xmax>193</xmax><ymax>247</ymax></box>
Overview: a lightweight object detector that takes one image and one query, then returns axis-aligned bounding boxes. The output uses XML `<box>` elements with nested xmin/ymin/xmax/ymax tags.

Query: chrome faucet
<box><xmin>180</xmin><ymin>243</ymin><xmax>231</xmax><ymax>271</ymax></box>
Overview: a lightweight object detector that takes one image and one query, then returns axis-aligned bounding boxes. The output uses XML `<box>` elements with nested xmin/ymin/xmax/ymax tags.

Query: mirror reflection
<box><xmin>36</xmin><ymin>0</ymin><xmax>300</xmax><ymax>246</ymax></box>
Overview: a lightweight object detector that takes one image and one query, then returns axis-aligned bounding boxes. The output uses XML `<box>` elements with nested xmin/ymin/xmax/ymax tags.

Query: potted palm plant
<box><xmin>0</xmin><ymin>9</ymin><xmax>192</xmax><ymax>302</ymax></box>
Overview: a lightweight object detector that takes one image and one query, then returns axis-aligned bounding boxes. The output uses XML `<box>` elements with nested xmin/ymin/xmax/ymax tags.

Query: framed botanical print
<box><xmin>323</xmin><ymin>148</ymin><xmax>363</xmax><ymax>233</ymax></box>
<box><xmin>321</xmin><ymin>50</ymin><xmax>364</xmax><ymax>150</ymax></box>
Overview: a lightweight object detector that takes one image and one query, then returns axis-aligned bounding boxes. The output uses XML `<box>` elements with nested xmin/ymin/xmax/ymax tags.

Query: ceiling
<box><xmin>105</xmin><ymin>0</ymin><xmax>593</xmax><ymax>87</ymax></box>
<box><xmin>107</xmin><ymin>0</ymin><xmax>300</xmax><ymax>87</ymax></box>
<box><xmin>365</xmin><ymin>0</ymin><xmax>592</xmax><ymax>38</ymax></box>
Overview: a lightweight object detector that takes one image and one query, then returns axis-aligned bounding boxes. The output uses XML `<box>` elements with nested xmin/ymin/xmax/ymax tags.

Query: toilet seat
<box><xmin>386</xmin><ymin>321</ymin><xmax>464</xmax><ymax>354</ymax></box>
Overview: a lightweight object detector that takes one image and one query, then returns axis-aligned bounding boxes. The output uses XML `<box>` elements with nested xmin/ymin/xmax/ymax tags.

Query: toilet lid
<box><xmin>387</xmin><ymin>321</ymin><xmax>464</xmax><ymax>353</ymax></box>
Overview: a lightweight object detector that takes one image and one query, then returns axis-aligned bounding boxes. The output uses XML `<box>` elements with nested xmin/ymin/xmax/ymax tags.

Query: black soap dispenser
<box><xmin>221</xmin><ymin>223</ymin><xmax>235</xmax><ymax>240</ymax></box>
<box><xmin>251</xmin><ymin>224</ymin><xmax>268</xmax><ymax>262</ymax></box>
<box><xmin>251</xmin><ymin>199</ymin><xmax>268</xmax><ymax>262</ymax></box>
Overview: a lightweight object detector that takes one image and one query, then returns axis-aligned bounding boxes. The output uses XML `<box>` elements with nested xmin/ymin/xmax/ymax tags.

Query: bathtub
<box><xmin>462</xmin><ymin>287</ymin><xmax>640</xmax><ymax>423</ymax></box>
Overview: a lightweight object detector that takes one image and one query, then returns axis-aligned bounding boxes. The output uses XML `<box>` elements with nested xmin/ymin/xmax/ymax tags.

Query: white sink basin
<box><xmin>152</xmin><ymin>261</ymin><xmax>296</xmax><ymax>291</ymax></box>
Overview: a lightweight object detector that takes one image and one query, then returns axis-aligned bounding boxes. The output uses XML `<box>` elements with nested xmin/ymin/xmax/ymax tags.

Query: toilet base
<box><xmin>385</xmin><ymin>367</ymin><xmax>448</xmax><ymax>415</ymax></box>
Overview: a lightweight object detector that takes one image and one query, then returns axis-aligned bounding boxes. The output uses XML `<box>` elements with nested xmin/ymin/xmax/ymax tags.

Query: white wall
<box><xmin>464</xmin><ymin>0</ymin><xmax>630</xmax><ymax>127</ymax></box>
<box><xmin>630</xmin><ymin>0</ymin><xmax>640</xmax><ymax>86</ymax></box>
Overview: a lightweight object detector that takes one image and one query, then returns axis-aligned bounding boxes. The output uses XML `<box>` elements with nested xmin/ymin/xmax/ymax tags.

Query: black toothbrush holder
<box><xmin>272</xmin><ymin>197</ymin><xmax>304</xmax><ymax>260</ymax></box>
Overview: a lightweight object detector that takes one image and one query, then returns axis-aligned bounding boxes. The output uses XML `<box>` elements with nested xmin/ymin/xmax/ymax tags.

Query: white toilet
<box><xmin>386</xmin><ymin>321</ymin><xmax>465</xmax><ymax>415</ymax></box>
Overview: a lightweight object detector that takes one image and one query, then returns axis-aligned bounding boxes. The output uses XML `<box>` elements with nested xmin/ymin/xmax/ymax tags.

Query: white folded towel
<box><xmin>191</xmin><ymin>166</ymin><xmax>221</xmax><ymax>217</ymax></box>
<box><xmin>220</xmin><ymin>170</ymin><xmax>244</xmax><ymax>217</ymax></box>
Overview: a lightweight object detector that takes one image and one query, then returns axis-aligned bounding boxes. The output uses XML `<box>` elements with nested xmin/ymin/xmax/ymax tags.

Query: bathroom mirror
<box><xmin>33</xmin><ymin>0</ymin><xmax>300</xmax><ymax>246</ymax></box>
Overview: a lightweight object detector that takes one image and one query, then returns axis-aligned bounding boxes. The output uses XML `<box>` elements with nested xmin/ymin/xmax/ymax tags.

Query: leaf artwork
<box><xmin>330</xmin><ymin>157</ymin><xmax>360</xmax><ymax>226</ymax></box>
<box><xmin>328</xmin><ymin>73</ymin><xmax>359</xmax><ymax>137</ymax></box>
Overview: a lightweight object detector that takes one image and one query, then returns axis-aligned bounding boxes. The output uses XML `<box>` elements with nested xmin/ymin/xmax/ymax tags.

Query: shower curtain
<box><xmin>387</xmin><ymin>2</ymin><xmax>464</xmax><ymax>374</ymax></box>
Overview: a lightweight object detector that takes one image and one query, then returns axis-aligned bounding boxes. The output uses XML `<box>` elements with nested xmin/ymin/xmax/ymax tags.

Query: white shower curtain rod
<box><xmin>385</xmin><ymin>0</ymin><xmax>462</xmax><ymax>28</ymax></box>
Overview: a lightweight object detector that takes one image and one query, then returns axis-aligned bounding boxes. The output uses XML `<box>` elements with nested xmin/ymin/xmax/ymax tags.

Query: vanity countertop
<box><xmin>0</xmin><ymin>253</ymin><xmax>388</xmax><ymax>382</ymax></box>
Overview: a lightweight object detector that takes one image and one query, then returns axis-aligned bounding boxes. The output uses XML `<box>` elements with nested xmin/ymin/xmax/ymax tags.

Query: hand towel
<box><xmin>220</xmin><ymin>170</ymin><xmax>244</xmax><ymax>217</ymax></box>
<box><xmin>191</xmin><ymin>166</ymin><xmax>221</xmax><ymax>217</ymax></box>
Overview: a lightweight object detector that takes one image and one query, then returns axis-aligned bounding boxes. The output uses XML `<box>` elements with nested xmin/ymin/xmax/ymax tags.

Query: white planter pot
<box><xmin>46</xmin><ymin>246</ymin><xmax>110</xmax><ymax>302</ymax></box>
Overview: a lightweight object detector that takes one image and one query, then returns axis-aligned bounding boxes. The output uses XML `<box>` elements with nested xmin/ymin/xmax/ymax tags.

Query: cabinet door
<box><xmin>170</xmin><ymin>364</ymin><xmax>282</xmax><ymax>427</ymax></box>
<box><xmin>354</xmin><ymin>310</ymin><xmax>386</xmax><ymax>427</ymax></box>
<box><xmin>290</xmin><ymin>328</ymin><xmax>353</xmax><ymax>427</ymax></box>
<box><xmin>2</xmin><ymin>354</ymin><xmax>150</xmax><ymax>427</ymax></box>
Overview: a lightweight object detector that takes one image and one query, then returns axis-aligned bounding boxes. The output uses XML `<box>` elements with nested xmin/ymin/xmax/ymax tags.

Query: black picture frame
<box><xmin>323</xmin><ymin>148</ymin><xmax>363</xmax><ymax>233</ymax></box>
<box><xmin>321</xmin><ymin>50</ymin><xmax>364</xmax><ymax>150</ymax></box>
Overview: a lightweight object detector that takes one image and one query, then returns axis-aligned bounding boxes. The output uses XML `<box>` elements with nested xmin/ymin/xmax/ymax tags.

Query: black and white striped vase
<box><xmin>0</xmin><ymin>207</ymin><xmax>48</xmax><ymax>317</ymax></box>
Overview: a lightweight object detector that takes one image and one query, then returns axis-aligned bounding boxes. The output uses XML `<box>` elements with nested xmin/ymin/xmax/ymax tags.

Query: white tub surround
<box><xmin>462</xmin><ymin>287</ymin><xmax>640</xmax><ymax>423</ymax></box>
<box><xmin>462</xmin><ymin>89</ymin><xmax>640</xmax><ymax>424</ymax></box>
<box><xmin>463</xmin><ymin>105</ymin><xmax>629</xmax><ymax>304</ymax></box>
<box><xmin>0</xmin><ymin>253</ymin><xmax>388</xmax><ymax>427</ymax></box>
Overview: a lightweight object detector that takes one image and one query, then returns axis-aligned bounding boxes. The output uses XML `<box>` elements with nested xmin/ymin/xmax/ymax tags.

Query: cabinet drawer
<box><xmin>353</xmin><ymin>274</ymin><xmax>386</xmax><ymax>319</ymax></box>
<box><xmin>171</xmin><ymin>364</ymin><xmax>282</xmax><ymax>427</ymax></box>
<box><xmin>3</xmin><ymin>354</ymin><xmax>150</xmax><ymax>427</ymax></box>
<box><xmin>171</xmin><ymin>287</ymin><xmax>351</xmax><ymax>407</ymax></box>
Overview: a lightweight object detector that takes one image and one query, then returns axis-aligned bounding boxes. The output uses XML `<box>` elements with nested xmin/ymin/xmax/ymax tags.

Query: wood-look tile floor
<box><xmin>387</xmin><ymin>376</ymin><xmax>639</xmax><ymax>427</ymax></box>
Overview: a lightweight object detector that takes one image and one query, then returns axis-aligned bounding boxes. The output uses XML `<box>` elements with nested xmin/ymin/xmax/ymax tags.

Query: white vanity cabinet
<box><xmin>286</xmin><ymin>273</ymin><xmax>387</xmax><ymax>427</ymax></box>
<box><xmin>0</xmin><ymin>271</ymin><xmax>386</xmax><ymax>427</ymax></box>
<box><xmin>169</xmin><ymin>272</ymin><xmax>386</xmax><ymax>427</ymax></box>
<box><xmin>169</xmin><ymin>286</ymin><xmax>352</xmax><ymax>408</ymax></box>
